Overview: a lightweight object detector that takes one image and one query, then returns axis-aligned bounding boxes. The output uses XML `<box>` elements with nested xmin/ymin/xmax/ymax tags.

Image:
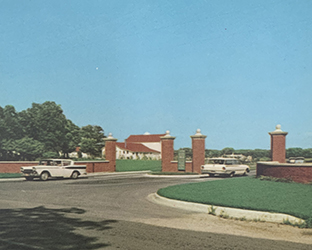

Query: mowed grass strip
<box><xmin>116</xmin><ymin>160</ymin><xmax>161</xmax><ymax>172</ymax></box>
<box><xmin>0</xmin><ymin>173</ymin><xmax>22</xmax><ymax>178</ymax></box>
<box><xmin>157</xmin><ymin>177</ymin><xmax>312</xmax><ymax>220</ymax></box>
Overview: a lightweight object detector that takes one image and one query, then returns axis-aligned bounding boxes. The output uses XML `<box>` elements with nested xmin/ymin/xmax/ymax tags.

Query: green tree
<box><xmin>221</xmin><ymin>147</ymin><xmax>235</xmax><ymax>155</ymax></box>
<box><xmin>61</xmin><ymin>120</ymin><xmax>81</xmax><ymax>158</ymax></box>
<box><xmin>1</xmin><ymin>105</ymin><xmax>23</xmax><ymax>140</ymax></box>
<box><xmin>252</xmin><ymin>149</ymin><xmax>270</xmax><ymax>159</ymax></box>
<box><xmin>0</xmin><ymin>106</ymin><xmax>6</xmax><ymax>159</ymax></box>
<box><xmin>3</xmin><ymin>137</ymin><xmax>45</xmax><ymax>161</ymax></box>
<box><xmin>302</xmin><ymin>148</ymin><xmax>312</xmax><ymax>158</ymax></box>
<box><xmin>79</xmin><ymin>125</ymin><xmax>105</xmax><ymax>158</ymax></box>
<box><xmin>0</xmin><ymin>105</ymin><xmax>25</xmax><ymax>160</ymax></box>
<box><xmin>0</xmin><ymin>102</ymin><xmax>106</xmax><ymax>160</ymax></box>
<box><xmin>205</xmin><ymin>149</ymin><xmax>222</xmax><ymax>158</ymax></box>
<box><xmin>19</xmin><ymin>101</ymin><xmax>68</xmax><ymax>155</ymax></box>
<box><xmin>286</xmin><ymin>148</ymin><xmax>304</xmax><ymax>158</ymax></box>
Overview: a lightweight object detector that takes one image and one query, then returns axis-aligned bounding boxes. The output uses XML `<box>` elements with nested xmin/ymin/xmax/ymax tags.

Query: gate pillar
<box><xmin>269</xmin><ymin>125</ymin><xmax>288</xmax><ymax>163</ymax></box>
<box><xmin>161</xmin><ymin>131</ymin><xmax>176</xmax><ymax>172</ymax></box>
<box><xmin>191</xmin><ymin>129</ymin><xmax>207</xmax><ymax>173</ymax></box>
<box><xmin>104</xmin><ymin>133</ymin><xmax>118</xmax><ymax>171</ymax></box>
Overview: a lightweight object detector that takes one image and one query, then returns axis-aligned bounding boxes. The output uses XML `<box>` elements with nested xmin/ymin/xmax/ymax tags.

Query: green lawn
<box><xmin>0</xmin><ymin>173</ymin><xmax>22</xmax><ymax>178</ymax></box>
<box><xmin>157</xmin><ymin>177</ymin><xmax>312</xmax><ymax>221</ymax></box>
<box><xmin>116</xmin><ymin>160</ymin><xmax>161</xmax><ymax>172</ymax></box>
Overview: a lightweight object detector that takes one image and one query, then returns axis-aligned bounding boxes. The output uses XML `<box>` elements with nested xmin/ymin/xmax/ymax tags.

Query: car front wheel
<box><xmin>40</xmin><ymin>172</ymin><xmax>49</xmax><ymax>181</ymax></box>
<box><xmin>71</xmin><ymin>171</ymin><xmax>79</xmax><ymax>179</ymax></box>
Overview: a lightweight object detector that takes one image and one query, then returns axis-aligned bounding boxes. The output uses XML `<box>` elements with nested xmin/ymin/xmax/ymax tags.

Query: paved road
<box><xmin>0</xmin><ymin>173</ymin><xmax>311</xmax><ymax>250</ymax></box>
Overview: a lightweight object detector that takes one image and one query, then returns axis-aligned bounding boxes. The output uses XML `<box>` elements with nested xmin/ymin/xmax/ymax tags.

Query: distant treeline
<box><xmin>176</xmin><ymin>147</ymin><xmax>312</xmax><ymax>161</ymax></box>
<box><xmin>0</xmin><ymin>101</ymin><xmax>105</xmax><ymax>161</ymax></box>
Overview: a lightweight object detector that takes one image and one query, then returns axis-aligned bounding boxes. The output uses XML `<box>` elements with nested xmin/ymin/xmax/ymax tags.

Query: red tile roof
<box><xmin>116</xmin><ymin>142</ymin><xmax>160</xmax><ymax>153</ymax></box>
<box><xmin>126</xmin><ymin>134</ymin><xmax>166</xmax><ymax>143</ymax></box>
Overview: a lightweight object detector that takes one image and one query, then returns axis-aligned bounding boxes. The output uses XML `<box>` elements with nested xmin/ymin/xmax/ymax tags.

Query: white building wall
<box><xmin>115</xmin><ymin>146</ymin><xmax>160</xmax><ymax>160</ymax></box>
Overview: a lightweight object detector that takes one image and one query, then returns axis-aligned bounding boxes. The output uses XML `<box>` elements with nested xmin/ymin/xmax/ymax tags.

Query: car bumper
<box><xmin>201</xmin><ymin>170</ymin><xmax>232</xmax><ymax>175</ymax></box>
<box><xmin>21</xmin><ymin>171</ymin><xmax>39</xmax><ymax>177</ymax></box>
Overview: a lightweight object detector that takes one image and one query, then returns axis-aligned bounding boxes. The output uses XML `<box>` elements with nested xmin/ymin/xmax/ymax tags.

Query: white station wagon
<box><xmin>20</xmin><ymin>159</ymin><xmax>87</xmax><ymax>181</ymax></box>
<box><xmin>201</xmin><ymin>157</ymin><xmax>250</xmax><ymax>177</ymax></box>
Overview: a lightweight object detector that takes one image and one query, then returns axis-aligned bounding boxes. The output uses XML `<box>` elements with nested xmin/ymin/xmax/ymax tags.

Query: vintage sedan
<box><xmin>20</xmin><ymin>159</ymin><xmax>87</xmax><ymax>181</ymax></box>
<box><xmin>201</xmin><ymin>157</ymin><xmax>250</xmax><ymax>177</ymax></box>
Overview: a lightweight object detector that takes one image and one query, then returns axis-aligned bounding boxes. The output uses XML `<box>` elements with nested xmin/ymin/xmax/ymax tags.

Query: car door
<box><xmin>51</xmin><ymin>160</ymin><xmax>64</xmax><ymax>177</ymax></box>
<box><xmin>232</xmin><ymin>160</ymin><xmax>244</xmax><ymax>174</ymax></box>
<box><xmin>62</xmin><ymin>160</ymin><xmax>73</xmax><ymax>177</ymax></box>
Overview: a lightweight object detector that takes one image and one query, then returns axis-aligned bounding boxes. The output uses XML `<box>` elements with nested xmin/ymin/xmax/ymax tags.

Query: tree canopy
<box><xmin>0</xmin><ymin>101</ymin><xmax>105</xmax><ymax>160</ymax></box>
<box><xmin>79</xmin><ymin>125</ymin><xmax>105</xmax><ymax>158</ymax></box>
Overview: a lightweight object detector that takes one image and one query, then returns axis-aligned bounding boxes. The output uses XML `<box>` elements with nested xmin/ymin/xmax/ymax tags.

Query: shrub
<box><xmin>257</xmin><ymin>175</ymin><xmax>294</xmax><ymax>183</ymax></box>
<box><xmin>305</xmin><ymin>217</ymin><xmax>312</xmax><ymax>228</ymax></box>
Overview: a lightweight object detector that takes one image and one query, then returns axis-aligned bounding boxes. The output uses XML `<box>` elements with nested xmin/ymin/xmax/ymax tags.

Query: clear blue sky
<box><xmin>1</xmin><ymin>0</ymin><xmax>311</xmax><ymax>150</ymax></box>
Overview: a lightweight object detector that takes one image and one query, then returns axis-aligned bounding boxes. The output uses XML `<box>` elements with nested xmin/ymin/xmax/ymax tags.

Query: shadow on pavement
<box><xmin>0</xmin><ymin>206</ymin><xmax>117</xmax><ymax>249</ymax></box>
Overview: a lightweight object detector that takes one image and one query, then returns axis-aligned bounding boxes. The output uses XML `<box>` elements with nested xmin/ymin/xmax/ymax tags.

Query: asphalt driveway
<box><xmin>0</xmin><ymin>173</ymin><xmax>311</xmax><ymax>249</ymax></box>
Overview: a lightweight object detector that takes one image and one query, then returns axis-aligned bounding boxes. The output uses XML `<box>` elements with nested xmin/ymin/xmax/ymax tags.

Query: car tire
<box><xmin>229</xmin><ymin>172</ymin><xmax>235</xmax><ymax>177</ymax></box>
<box><xmin>71</xmin><ymin>171</ymin><xmax>79</xmax><ymax>179</ymax></box>
<box><xmin>40</xmin><ymin>172</ymin><xmax>49</xmax><ymax>181</ymax></box>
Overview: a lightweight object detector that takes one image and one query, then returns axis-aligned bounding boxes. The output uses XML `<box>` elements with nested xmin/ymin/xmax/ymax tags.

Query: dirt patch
<box><xmin>137</xmin><ymin>210</ymin><xmax>312</xmax><ymax>245</ymax></box>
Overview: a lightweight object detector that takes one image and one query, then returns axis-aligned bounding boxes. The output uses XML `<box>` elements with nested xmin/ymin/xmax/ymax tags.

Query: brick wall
<box><xmin>0</xmin><ymin>162</ymin><xmax>37</xmax><ymax>173</ymax></box>
<box><xmin>185</xmin><ymin>161</ymin><xmax>193</xmax><ymax>172</ymax></box>
<box><xmin>75</xmin><ymin>161</ymin><xmax>113</xmax><ymax>173</ymax></box>
<box><xmin>257</xmin><ymin>162</ymin><xmax>312</xmax><ymax>184</ymax></box>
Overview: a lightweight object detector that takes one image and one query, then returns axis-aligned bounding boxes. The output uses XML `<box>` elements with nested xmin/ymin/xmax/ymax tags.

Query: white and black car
<box><xmin>201</xmin><ymin>157</ymin><xmax>250</xmax><ymax>177</ymax></box>
<box><xmin>21</xmin><ymin>159</ymin><xmax>87</xmax><ymax>181</ymax></box>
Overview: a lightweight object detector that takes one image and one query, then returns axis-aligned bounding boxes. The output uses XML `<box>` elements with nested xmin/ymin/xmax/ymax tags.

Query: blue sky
<box><xmin>1</xmin><ymin>0</ymin><xmax>311</xmax><ymax>150</ymax></box>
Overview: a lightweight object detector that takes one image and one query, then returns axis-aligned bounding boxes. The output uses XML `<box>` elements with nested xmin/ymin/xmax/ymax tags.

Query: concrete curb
<box><xmin>149</xmin><ymin>193</ymin><xmax>305</xmax><ymax>225</ymax></box>
<box><xmin>145</xmin><ymin>170</ymin><xmax>257</xmax><ymax>179</ymax></box>
<box><xmin>86</xmin><ymin>170</ymin><xmax>151</xmax><ymax>177</ymax></box>
<box><xmin>0</xmin><ymin>178</ymin><xmax>24</xmax><ymax>182</ymax></box>
<box><xmin>145</xmin><ymin>173</ymin><xmax>204</xmax><ymax>178</ymax></box>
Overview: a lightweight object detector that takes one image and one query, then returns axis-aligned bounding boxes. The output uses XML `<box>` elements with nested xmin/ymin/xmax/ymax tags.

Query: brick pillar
<box><xmin>103</xmin><ymin>133</ymin><xmax>117</xmax><ymax>172</ymax></box>
<box><xmin>161</xmin><ymin>130</ymin><xmax>176</xmax><ymax>172</ymax></box>
<box><xmin>269</xmin><ymin>125</ymin><xmax>288</xmax><ymax>163</ymax></box>
<box><xmin>191</xmin><ymin>129</ymin><xmax>207</xmax><ymax>173</ymax></box>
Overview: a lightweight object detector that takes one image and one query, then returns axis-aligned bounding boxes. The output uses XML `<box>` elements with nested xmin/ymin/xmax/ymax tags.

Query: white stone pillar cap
<box><xmin>103</xmin><ymin>133</ymin><xmax>118</xmax><ymax>141</ymax></box>
<box><xmin>160</xmin><ymin>130</ymin><xmax>176</xmax><ymax>140</ymax></box>
<box><xmin>269</xmin><ymin>125</ymin><xmax>288</xmax><ymax>135</ymax></box>
<box><xmin>191</xmin><ymin>129</ymin><xmax>207</xmax><ymax>139</ymax></box>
